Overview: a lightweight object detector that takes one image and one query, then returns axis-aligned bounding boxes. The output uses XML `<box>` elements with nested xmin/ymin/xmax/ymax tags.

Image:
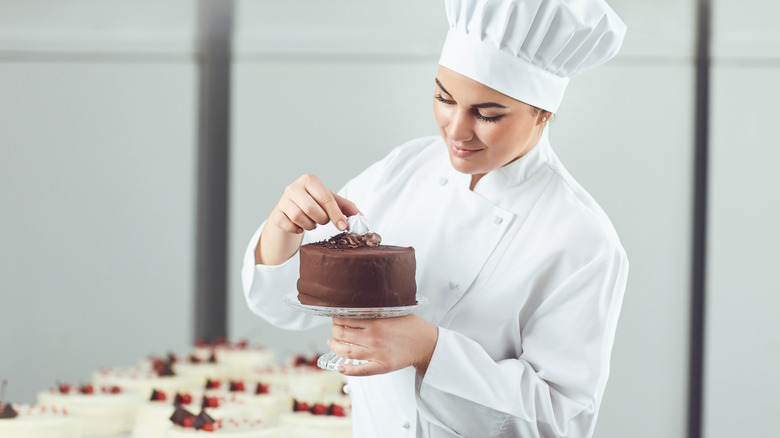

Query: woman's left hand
<box><xmin>328</xmin><ymin>314</ymin><xmax>438</xmax><ymax>377</ymax></box>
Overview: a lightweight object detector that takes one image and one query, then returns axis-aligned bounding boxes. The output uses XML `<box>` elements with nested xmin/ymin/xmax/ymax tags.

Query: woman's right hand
<box><xmin>254</xmin><ymin>174</ymin><xmax>360</xmax><ymax>266</ymax></box>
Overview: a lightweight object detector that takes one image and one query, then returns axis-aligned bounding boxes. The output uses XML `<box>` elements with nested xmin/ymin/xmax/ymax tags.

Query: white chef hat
<box><xmin>439</xmin><ymin>0</ymin><xmax>626</xmax><ymax>113</ymax></box>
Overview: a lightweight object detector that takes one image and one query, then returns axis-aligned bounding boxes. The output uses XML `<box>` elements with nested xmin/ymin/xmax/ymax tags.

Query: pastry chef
<box><xmin>243</xmin><ymin>0</ymin><xmax>628</xmax><ymax>436</ymax></box>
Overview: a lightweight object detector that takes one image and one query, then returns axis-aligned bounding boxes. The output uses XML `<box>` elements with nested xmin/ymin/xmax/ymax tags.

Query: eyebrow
<box><xmin>435</xmin><ymin>78</ymin><xmax>507</xmax><ymax>109</ymax></box>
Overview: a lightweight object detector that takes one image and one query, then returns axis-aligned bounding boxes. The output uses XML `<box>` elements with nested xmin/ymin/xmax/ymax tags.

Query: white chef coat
<box><xmin>242</xmin><ymin>129</ymin><xmax>628</xmax><ymax>438</ymax></box>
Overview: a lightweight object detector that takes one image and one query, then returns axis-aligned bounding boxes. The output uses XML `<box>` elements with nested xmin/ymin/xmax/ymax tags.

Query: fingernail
<box><xmin>338</xmin><ymin>220</ymin><xmax>347</xmax><ymax>231</ymax></box>
<box><xmin>337</xmin><ymin>366</ymin><xmax>346</xmax><ymax>373</ymax></box>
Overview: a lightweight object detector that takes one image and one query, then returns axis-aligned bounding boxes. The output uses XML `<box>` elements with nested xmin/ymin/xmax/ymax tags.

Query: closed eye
<box><xmin>435</xmin><ymin>94</ymin><xmax>455</xmax><ymax>105</ymax></box>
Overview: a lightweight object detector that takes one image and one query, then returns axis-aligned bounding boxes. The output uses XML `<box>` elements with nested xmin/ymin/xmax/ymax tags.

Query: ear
<box><xmin>537</xmin><ymin>111</ymin><xmax>553</xmax><ymax>126</ymax></box>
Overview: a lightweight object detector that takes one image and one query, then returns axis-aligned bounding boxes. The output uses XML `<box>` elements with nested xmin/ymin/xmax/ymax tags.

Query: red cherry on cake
<box><xmin>329</xmin><ymin>404</ymin><xmax>346</xmax><ymax>417</ymax></box>
<box><xmin>58</xmin><ymin>383</ymin><xmax>71</xmax><ymax>393</ymax></box>
<box><xmin>202</xmin><ymin>396</ymin><xmax>219</xmax><ymax>408</ymax></box>
<box><xmin>108</xmin><ymin>386</ymin><xmax>122</xmax><ymax>394</ymax></box>
<box><xmin>201</xmin><ymin>423</ymin><xmax>215</xmax><ymax>431</ymax></box>
<box><xmin>293</xmin><ymin>400</ymin><xmax>309</xmax><ymax>412</ymax></box>
<box><xmin>255</xmin><ymin>383</ymin><xmax>270</xmax><ymax>395</ymax></box>
<box><xmin>205</xmin><ymin>379</ymin><xmax>221</xmax><ymax>389</ymax></box>
<box><xmin>310</xmin><ymin>403</ymin><xmax>328</xmax><ymax>415</ymax></box>
<box><xmin>79</xmin><ymin>384</ymin><xmax>94</xmax><ymax>394</ymax></box>
<box><xmin>183</xmin><ymin>416</ymin><xmax>194</xmax><ymax>428</ymax></box>
<box><xmin>229</xmin><ymin>381</ymin><xmax>245</xmax><ymax>392</ymax></box>
<box><xmin>151</xmin><ymin>389</ymin><xmax>167</xmax><ymax>401</ymax></box>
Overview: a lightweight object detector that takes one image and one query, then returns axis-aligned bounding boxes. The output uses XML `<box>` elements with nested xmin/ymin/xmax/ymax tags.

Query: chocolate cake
<box><xmin>297</xmin><ymin>232</ymin><xmax>416</xmax><ymax>308</ymax></box>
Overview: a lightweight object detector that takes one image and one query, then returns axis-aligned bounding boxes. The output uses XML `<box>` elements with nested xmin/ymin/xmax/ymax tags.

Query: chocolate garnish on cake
<box><xmin>0</xmin><ymin>380</ymin><xmax>17</xmax><ymax>419</ymax></box>
<box><xmin>170</xmin><ymin>405</ymin><xmax>195</xmax><ymax>427</ymax></box>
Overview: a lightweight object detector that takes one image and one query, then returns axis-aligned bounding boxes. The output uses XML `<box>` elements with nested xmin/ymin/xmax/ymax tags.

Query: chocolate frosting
<box><xmin>0</xmin><ymin>404</ymin><xmax>17</xmax><ymax>419</ymax></box>
<box><xmin>317</xmin><ymin>232</ymin><xmax>382</xmax><ymax>249</ymax></box>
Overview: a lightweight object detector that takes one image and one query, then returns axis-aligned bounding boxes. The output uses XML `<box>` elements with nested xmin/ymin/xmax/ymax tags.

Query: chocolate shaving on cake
<box><xmin>316</xmin><ymin>232</ymin><xmax>382</xmax><ymax>250</ymax></box>
<box><xmin>0</xmin><ymin>404</ymin><xmax>18</xmax><ymax>419</ymax></box>
<box><xmin>169</xmin><ymin>405</ymin><xmax>195</xmax><ymax>426</ymax></box>
<box><xmin>156</xmin><ymin>360</ymin><xmax>176</xmax><ymax>377</ymax></box>
<box><xmin>193</xmin><ymin>408</ymin><xmax>216</xmax><ymax>429</ymax></box>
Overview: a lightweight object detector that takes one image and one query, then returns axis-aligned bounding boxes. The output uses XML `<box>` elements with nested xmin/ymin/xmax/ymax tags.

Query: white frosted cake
<box><xmin>37</xmin><ymin>383</ymin><xmax>143</xmax><ymax>436</ymax></box>
<box><xmin>164</xmin><ymin>405</ymin><xmax>282</xmax><ymax>437</ymax></box>
<box><xmin>206</xmin><ymin>380</ymin><xmax>291</xmax><ymax>423</ymax></box>
<box><xmin>131</xmin><ymin>389</ymin><xmax>254</xmax><ymax>438</ymax></box>
<box><xmin>191</xmin><ymin>340</ymin><xmax>276</xmax><ymax>380</ymax></box>
<box><xmin>247</xmin><ymin>356</ymin><xmax>346</xmax><ymax>402</ymax></box>
<box><xmin>279</xmin><ymin>396</ymin><xmax>352</xmax><ymax>438</ymax></box>
<box><xmin>0</xmin><ymin>403</ymin><xmax>83</xmax><ymax>437</ymax></box>
<box><xmin>92</xmin><ymin>366</ymin><xmax>192</xmax><ymax>399</ymax></box>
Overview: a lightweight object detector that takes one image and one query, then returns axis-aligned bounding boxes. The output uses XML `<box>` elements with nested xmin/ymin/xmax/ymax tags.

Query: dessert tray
<box><xmin>284</xmin><ymin>293</ymin><xmax>429</xmax><ymax>370</ymax></box>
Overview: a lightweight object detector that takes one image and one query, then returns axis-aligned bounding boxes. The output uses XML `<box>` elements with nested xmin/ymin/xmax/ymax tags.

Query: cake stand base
<box><xmin>284</xmin><ymin>293</ymin><xmax>429</xmax><ymax>371</ymax></box>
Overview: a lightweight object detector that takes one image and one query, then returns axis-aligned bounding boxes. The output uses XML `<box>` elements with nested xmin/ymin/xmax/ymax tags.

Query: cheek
<box><xmin>474</xmin><ymin>124</ymin><xmax>503</xmax><ymax>147</ymax></box>
<box><xmin>433</xmin><ymin>105</ymin><xmax>449</xmax><ymax>128</ymax></box>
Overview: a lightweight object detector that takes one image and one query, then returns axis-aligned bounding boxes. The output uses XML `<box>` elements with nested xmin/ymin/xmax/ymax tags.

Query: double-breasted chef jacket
<box><xmin>242</xmin><ymin>129</ymin><xmax>629</xmax><ymax>438</ymax></box>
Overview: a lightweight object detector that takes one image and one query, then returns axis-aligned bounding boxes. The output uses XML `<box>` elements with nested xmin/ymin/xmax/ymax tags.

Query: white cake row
<box><xmin>1</xmin><ymin>345</ymin><xmax>352</xmax><ymax>437</ymax></box>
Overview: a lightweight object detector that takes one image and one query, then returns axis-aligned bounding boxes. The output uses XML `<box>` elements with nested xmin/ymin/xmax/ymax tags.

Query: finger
<box><xmin>272</xmin><ymin>208</ymin><xmax>303</xmax><ymax>234</ymax></box>
<box><xmin>279</xmin><ymin>199</ymin><xmax>318</xmax><ymax>231</ymax></box>
<box><xmin>333</xmin><ymin>193</ymin><xmax>362</xmax><ymax>218</ymax></box>
<box><xmin>289</xmin><ymin>192</ymin><xmax>330</xmax><ymax>226</ymax></box>
<box><xmin>338</xmin><ymin>361</ymin><xmax>386</xmax><ymax>377</ymax></box>
<box><xmin>327</xmin><ymin>338</ymin><xmax>370</xmax><ymax>360</ymax></box>
<box><xmin>303</xmin><ymin>181</ymin><xmax>348</xmax><ymax>231</ymax></box>
<box><xmin>331</xmin><ymin>323</ymin><xmax>362</xmax><ymax>345</ymax></box>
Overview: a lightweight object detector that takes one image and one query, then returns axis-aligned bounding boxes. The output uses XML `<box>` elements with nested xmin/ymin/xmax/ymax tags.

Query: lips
<box><xmin>450</xmin><ymin>143</ymin><xmax>483</xmax><ymax>158</ymax></box>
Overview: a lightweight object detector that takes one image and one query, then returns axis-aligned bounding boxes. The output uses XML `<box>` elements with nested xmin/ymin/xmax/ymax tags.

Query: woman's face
<box><xmin>433</xmin><ymin>66</ymin><xmax>549</xmax><ymax>188</ymax></box>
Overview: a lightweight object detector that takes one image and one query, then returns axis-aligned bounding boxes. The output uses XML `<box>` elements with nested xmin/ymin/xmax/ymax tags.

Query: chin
<box><xmin>447</xmin><ymin>154</ymin><xmax>480</xmax><ymax>175</ymax></box>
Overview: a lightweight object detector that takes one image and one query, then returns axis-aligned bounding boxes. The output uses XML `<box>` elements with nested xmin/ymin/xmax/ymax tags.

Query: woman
<box><xmin>243</xmin><ymin>0</ymin><xmax>628</xmax><ymax>436</ymax></box>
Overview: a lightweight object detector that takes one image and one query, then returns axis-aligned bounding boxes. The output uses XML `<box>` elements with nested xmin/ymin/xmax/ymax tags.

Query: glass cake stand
<box><xmin>283</xmin><ymin>293</ymin><xmax>429</xmax><ymax>371</ymax></box>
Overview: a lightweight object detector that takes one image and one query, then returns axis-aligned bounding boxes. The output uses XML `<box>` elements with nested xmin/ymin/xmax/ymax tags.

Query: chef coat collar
<box><xmin>454</xmin><ymin>126</ymin><xmax>551</xmax><ymax>195</ymax></box>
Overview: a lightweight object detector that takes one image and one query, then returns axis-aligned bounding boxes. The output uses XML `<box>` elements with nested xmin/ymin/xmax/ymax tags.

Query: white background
<box><xmin>1</xmin><ymin>1</ymin><xmax>778</xmax><ymax>437</ymax></box>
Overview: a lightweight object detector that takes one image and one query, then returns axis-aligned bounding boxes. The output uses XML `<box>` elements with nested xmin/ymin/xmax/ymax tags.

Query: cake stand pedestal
<box><xmin>283</xmin><ymin>294</ymin><xmax>429</xmax><ymax>371</ymax></box>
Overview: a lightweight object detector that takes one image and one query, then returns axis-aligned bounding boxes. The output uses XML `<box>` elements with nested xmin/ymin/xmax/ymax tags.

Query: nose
<box><xmin>446</xmin><ymin>108</ymin><xmax>474</xmax><ymax>143</ymax></box>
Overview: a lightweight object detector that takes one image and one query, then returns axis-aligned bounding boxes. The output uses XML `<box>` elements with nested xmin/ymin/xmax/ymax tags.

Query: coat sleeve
<box><xmin>416</xmin><ymin>249</ymin><xmax>628</xmax><ymax>438</ymax></box>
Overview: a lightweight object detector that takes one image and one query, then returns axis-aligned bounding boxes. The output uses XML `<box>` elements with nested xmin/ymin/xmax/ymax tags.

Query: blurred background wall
<box><xmin>1</xmin><ymin>1</ymin><xmax>778</xmax><ymax>437</ymax></box>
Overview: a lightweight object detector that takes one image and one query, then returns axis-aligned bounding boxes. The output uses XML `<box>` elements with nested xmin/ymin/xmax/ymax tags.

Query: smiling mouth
<box><xmin>450</xmin><ymin>144</ymin><xmax>483</xmax><ymax>157</ymax></box>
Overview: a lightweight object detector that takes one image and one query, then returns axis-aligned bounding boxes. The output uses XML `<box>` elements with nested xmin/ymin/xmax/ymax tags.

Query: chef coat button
<box><xmin>449</xmin><ymin>281</ymin><xmax>459</xmax><ymax>289</ymax></box>
<box><xmin>342</xmin><ymin>384</ymin><xmax>351</xmax><ymax>395</ymax></box>
<box><xmin>438</xmin><ymin>177</ymin><xmax>448</xmax><ymax>186</ymax></box>
<box><xmin>492</xmin><ymin>215</ymin><xmax>503</xmax><ymax>224</ymax></box>
<box><xmin>401</xmin><ymin>420</ymin><xmax>411</xmax><ymax>429</ymax></box>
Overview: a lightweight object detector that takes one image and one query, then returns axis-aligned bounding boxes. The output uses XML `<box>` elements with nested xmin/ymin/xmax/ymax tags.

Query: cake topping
<box><xmin>201</xmin><ymin>395</ymin><xmax>219</xmax><ymax>408</ymax></box>
<box><xmin>347</xmin><ymin>214</ymin><xmax>372</xmax><ymax>235</ymax></box>
<box><xmin>229</xmin><ymin>381</ymin><xmax>245</xmax><ymax>392</ymax></box>
<box><xmin>292</xmin><ymin>354</ymin><xmax>319</xmax><ymax>368</ymax></box>
<box><xmin>193</xmin><ymin>408</ymin><xmax>217</xmax><ymax>430</ymax></box>
<box><xmin>255</xmin><ymin>382</ymin><xmax>270</xmax><ymax>395</ymax></box>
<box><xmin>292</xmin><ymin>399</ymin><xmax>347</xmax><ymax>416</ymax></box>
<box><xmin>79</xmin><ymin>384</ymin><xmax>94</xmax><ymax>394</ymax></box>
<box><xmin>57</xmin><ymin>382</ymin><xmax>72</xmax><ymax>394</ymax></box>
<box><xmin>170</xmin><ymin>405</ymin><xmax>195</xmax><ymax>428</ymax></box>
<box><xmin>150</xmin><ymin>389</ymin><xmax>167</xmax><ymax>401</ymax></box>
<box><xmin>0</xmin><ymin>381</ymin><xmax>16</xmax><ymax>419</ymax></box>
<box><xmin>205</xmin><ymin>378</ymin><xmax>221</xmax><ymax>389</ymax></box>
<box><xmin>156</xmin><ymin>360</ymin><xmax>176</xmax><ymax>377</ymax></box>
<box><xmin>174</xmin><ymin>392</ymin><xmax>193</xmax><ymax>406</ymax></box>
<box><xmin>319</xmin><ymin>232</ymin><xmax>382</xmax><ymax>250</ymax></box>
<box><xmin>0</xmin><ymin>404</ymin><xmax>17</xmax><ymax>419</ymax></box>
